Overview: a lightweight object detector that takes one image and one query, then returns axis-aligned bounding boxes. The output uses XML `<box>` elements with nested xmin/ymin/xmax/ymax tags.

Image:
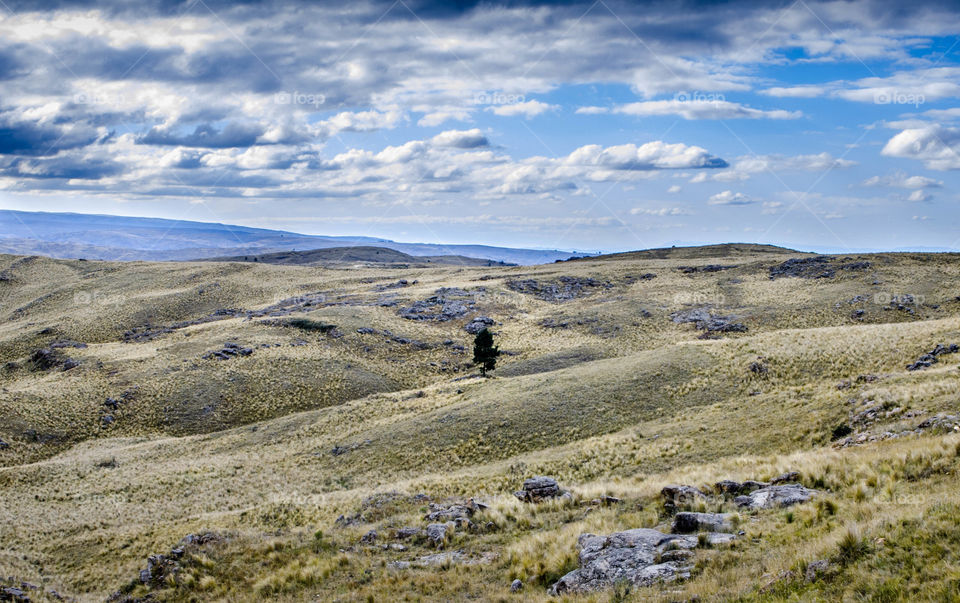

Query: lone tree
<box><xmin>472</xmin><ymin>327</ymin><xmax>500</xmax><ymax>376</ymax></box>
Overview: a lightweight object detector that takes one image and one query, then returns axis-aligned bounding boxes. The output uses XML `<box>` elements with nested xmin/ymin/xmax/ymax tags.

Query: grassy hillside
<box><xmin>199</xmin><ymin>245</ymin><xmax>515</xmax><ymax>267</ymax></box>
<box><xmin>1</xmin><ymin>248</ymin><xmax>959</xmax><ymax>601</ymax></box>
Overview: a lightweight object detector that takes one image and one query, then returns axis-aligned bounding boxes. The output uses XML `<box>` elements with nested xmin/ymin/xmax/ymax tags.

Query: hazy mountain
<box><xmin>0</xmin><ymin>210</ymin><xmax>591</xmax><ymax>265</ymax></box>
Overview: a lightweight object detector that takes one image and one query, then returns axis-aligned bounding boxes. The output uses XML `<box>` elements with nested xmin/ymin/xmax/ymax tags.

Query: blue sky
<box><xmin>1</xmin><ymin>0</ymin><xmax>959</xmax><ymax>252</ymax></box>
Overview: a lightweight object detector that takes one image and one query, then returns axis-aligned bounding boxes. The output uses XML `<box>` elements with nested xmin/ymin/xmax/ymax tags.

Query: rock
<box><xmin>805</xmin><ymin>559</ymin><xmax>832</xmax><ymax>582</ymax></box>
<box><xmin>549</xmin><ymin>527</ymin><xmax>735</xmax><ymax>594</ymax></box>
<box><xmin>2</xmin><ymin>587</ymin><xmax>28</xmax><ymax>602</ymax></box>
<box><xmin>399</xmin><ymin>288</ymin><xmax>483</xmax><ymax>321</ymax></box>
<box><xmin>426</xmin><ymin>522</ymin><xmax>454</xmax><ymax>548</ymax></box>
<box><xmin>735</xmin><ymin>484</ymin><xmax>816</xmax><ymax>509</ymax></box>
<box><xmin>395</xmin><ymin>527</ymin><xmax>422</xmax><ymax>540</ymax></box>
<box><xmin>908</xmin><ymin>343</ymin><xmax>959</xmax><ymax>371</ymax></box>
<box><xmin>770</xmin><ymin>471</ymin><xmax>800</xmax><ymax>485</ymax></box>
<box><xmin>360</xmin><ymin>529</ymin><xmax>378</xmax><ymax>544</ymax></box>
<box><xmin>769</xmin><ymin>256</ymin><xmax>869</xmax><ymax>279</ymax></box>
<box><xmin>510</xmin><ymin>578</ymin><xmax>523</xmax><ymax>592</ymax></box>
<box><xmin>677</xmin><ymin>264</ymin><xmax>737</xmax><ymax>274</ymax></box>
<box><xmin>514</xmin><ymin>476</ymin><xmax>567</xmax><ymax>502</ymax></box>
<box><xmin>660</xmin><ymin>484</ymin><xmax>706</xmax><ymax>512</ymax></box>
<box><xmin>670</xmin><ymin>307</ymin><xmax>746</xmax><ymax>333</ymax></box>
<box><xmin>672</xmin><ymin>512</ymin><xmax>735</xmax><ymax>534</ymax></box>
<box><xmin>0</xmin><ymin>439</ymin><xmax>8</xmax><ymax>450</ymax></box>
<box><xmin>506</xmin><ymin>277</ymin><xmax>611</xmax><ymax>302</ymax></box>
<box><xmin>464</xmin><ymin>316</ymin><xmax>495</xmax><ymax>334</ymax></box>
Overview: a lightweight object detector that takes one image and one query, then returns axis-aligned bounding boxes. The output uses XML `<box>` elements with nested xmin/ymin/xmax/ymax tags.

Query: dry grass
<box><xmin>1</xmin><ymin>248</ymin><xmax>959</xmax><ymax>600</ymax></box>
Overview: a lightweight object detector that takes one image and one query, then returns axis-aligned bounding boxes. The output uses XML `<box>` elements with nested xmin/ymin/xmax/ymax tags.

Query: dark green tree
<box><xmin>472</xmin><ymin>327</ymin><xmax>500</xmax><ymax>376</ymax></box>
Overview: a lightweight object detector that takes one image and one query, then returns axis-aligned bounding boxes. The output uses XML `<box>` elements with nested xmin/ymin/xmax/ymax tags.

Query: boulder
<box><xmin>0</xmin><ymin>439</ymin><xmax>8</xmax><ymax>450</ymax></box>
<box><xmin>360</xmin><ymin>529</ymin><xmax>378</xmax><ymax>544</ymax></box>
<box><xmin>660</xmin><ymin>484</ymin><xmax>706</xmax><ymax>512</ymax></box>
<box><xmin>805</xmin><ymin>559</ymin><xmax>832</xmax><ymax>582</ymax></box>
<box><xmin>549</xmin><ymin>528</ymin><xmax>735</xmax><ymax>595</ymax></box>
<box><xmin>672</xmin><ymin>512</ymin><xmax>735</xmax><ymax>534</ymax></box>
<box><xmin>770</xmin><ymin>471</ymin><xmax>800</xmax><ymax>485</ymax></box>
<box><xmin>426</xmin><ymin>522</ymin><xmax>454</xmax><ymax>548</ymax></box>
<box><xmin>514</xmin><ymin>476</ymin><xmax>568</xmax><ymax>502</ymax></box>
<box><xmin>395</xmin><ymin>527</ymin><xmax>422</xmax><ymax>540</ymax></box>
<box><xmin>510</xmin><ymin>579</ymin><xmax>523</xmax><ymax>592</ymax></box>
<box><xmin>735</xmin><ymin>484</ymin><xmax>816</xmax><ymax>510</ymax></box>
<box><xmin>464</xmin><ymin>316</ymin><xmax>495</xmax><ymax>334</ymax></box>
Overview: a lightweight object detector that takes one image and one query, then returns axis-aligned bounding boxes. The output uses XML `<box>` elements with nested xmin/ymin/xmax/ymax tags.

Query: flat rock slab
<box><xmin>550</xmin><ymin>527</ymin><xmax>734</xmax><ymax>595</ymax></box>
<box><xmin>672</xmin><ymin>512</ymin><xmax>735</xmax><ymax>534</ymax></box>
<box><xmin>735</xmin><ymin>484</ymin><xmax>816</xmax><ymax>509</ymax></box>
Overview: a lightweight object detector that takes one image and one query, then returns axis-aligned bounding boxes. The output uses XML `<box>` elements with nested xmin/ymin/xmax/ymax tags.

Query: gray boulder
<box><xmin>510</xmin><ymin>578</ymin><xmax>523</xmax><ymax>592</ymax></box>
<box><xmin>464</xmin><ymin>316</ymin><xmax>495</xmax><ymax>334</ymax></box>
<box><xmin>425</xmin><ymin>522</ymin><xmax>454</xmax><ymax>548</ymax></box>
<box><xmin>514</xmin><ymin>476</ymin><xmax>568</xmax><ymax>502</ymax></box>
<box><xmin>549</xmin><ymin>528</ymin><xmax>735</xmax><ymax>595</ymax></box>
<box><xmin>661</xmin><ymin>484</ymin><xmax>706</xmax><ymax>512</ymax></box>
<box><xmin>735</xmin><ymin>484</ymin><xmax>816</xmax><ymax>510</ymax></box>
<box><xmin>672</xmin><ymin>512</ymin><xmax>735</xmax><ymax>534</ymax></box>
<box><xmin>770</xmin><ymin>471</ymin><xmax>800</xmax><ymax>485</ymax></box>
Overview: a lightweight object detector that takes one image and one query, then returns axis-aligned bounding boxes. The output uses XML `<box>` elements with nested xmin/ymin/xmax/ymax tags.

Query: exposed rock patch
<box><xmin>769</xmin><ymin>256</ymin><xmax>870</xmax><ymax>279</ymax></box>
<box><xmin>399</xmin><ymin>287</ymin><xmax>484</xmax><ymax>321</ymax></box>
<box><xmin>906</xmin><ymin>343</ymin><xmax>958</xmax><ymax>371</ymax></box>
<box><xmin>202</xmin><ymin>342</ymin><xmax>253</xmax><ymax>360</ymax></box>
<box><xmin>670</xmin><ymin>308</ymin><xmax>747</xmax><ymax>333</ymax></box>
<box><xmin>677</xmin><ymin>264</ymin><xmax>737</xmax><ymax>274</ymax></box>
<box><xmin>735</xmin><ymin>484</ymin><xmax>816</xmax><ymax>509</ymax></box>
<box><xmin>549</xmin><ymin>528</ymin><xmax>735</xmax><ymax>595</ymax></box>
<box><xmin>506</xmin><ymin>277</ymin><xmax>611</xmax><ymax>302</ymax></box>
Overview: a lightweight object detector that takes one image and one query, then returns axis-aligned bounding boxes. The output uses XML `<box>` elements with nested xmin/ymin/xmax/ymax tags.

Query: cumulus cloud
<box><xmin>487</xmin><ymin>100</ymin><xmax>558</xmax><ymax>118</ymax></box>
<box><xmin>907</xmin><ymin>190</ymin><xmax>932</xmax><ymax>202</ymax></box>
<box><xmin>708</xmin><ymin>190</ymin><xmax>754</xmax><ymax>205</ymax></box>
<box><xmin>862</xmin><ymin>172</ymin><xmax>943</xmax><ymax>189</ymax></box>
<box><xmin>430</xmin><ymin>129</ymin><xmax>489</xmax><ymax>148</ymax></box>
<box><xmin>882</xmin><ymin>126</ymin><xmax>960</xmax><ymax>170</ymax></box>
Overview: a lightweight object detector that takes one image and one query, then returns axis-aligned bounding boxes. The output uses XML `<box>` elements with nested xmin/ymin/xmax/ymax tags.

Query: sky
<box><xmin>1</xmin><ymin>0</ymin><xmax>960</xmax><ymax>253</ymax></box>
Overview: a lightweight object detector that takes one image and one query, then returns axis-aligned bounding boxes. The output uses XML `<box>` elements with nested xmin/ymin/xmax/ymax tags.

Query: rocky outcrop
<box><xmin>399</xmin><ymin>287</ymin><xmax>483</xmax><ymax>321</ymax></box>
<box><xmin>549</xmin><ymin>528</ymin><xmax>735</xmax><ymax>595</ymax></box>
<box><xmin>769</xmin><ymin>256</ymin><xmax>870</xmax><ymax>279</ymax></box>
<box><xmin>514</xmin><ymin>476</ymin><xmax>569</xmax><ymax>502</ymax></box>
<box><xmin>202</xmin><ymin>342</ymin><xmax>253</xmax><ymax>360</ymax></box>
<box><xmin>425</xmin><ymin>522</ymin><xmax>454</xmax><ymax>548</ymax></box>
<box><xmin>464</xmin><ymin>316</ymin><xmax>495</xmax><ymax>334</ymax></box>
<box><xmin>735</xmin><ymin>484</ymin><xmax>815</xmax><ymax>509</ymax></box>
<box><xmin>670</xmin><ymin>308</ymin><xmax>747</xmax><ymax>333</ymax></box>
<box><xmin>906</xmin><ymin>343</ymin><xmax>959</xmax><ymax>371</ymax></box>
<box><xmin>506</xmin><ymin>277</ymin><xmax>611</xmax><ymax>302</ymax></box>
<box><xmin>671</xmin><ymin>512</ymin><xmax>735</xmax><ymax>534</ymax></box>
<box><xmin>677</xmin><ymin>264</ymin><xmax>737</xmax><ymax>274</ymax></box>
<box><xmin>660</xmin><ymin>485</ymin><xmax>706</xmax><ymax>513</ymax></box>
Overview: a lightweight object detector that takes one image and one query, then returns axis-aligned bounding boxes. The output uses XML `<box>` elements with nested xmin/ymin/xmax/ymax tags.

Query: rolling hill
<box><xmin>0</xmin><ymin>246</ymin><xmax>959</xmax><ymax>601</ymax></box>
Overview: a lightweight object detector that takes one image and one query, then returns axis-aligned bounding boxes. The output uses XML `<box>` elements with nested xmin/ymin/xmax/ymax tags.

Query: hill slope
<box><xmin>1</xmin><ymin>247</ymin><xmax>959</xmax><ymax>601</ymax></box>
<box><xmin>199</xmin><ymin>246</ymin><xmax>515</xmax><ymax>267</ymax></box>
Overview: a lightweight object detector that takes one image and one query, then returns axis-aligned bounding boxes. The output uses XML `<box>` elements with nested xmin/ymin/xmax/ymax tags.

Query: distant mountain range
<box><xmin>200</xmin><ymin>246</ymin><xmax>515</xmax><ymax>267</ymax></box>
<box><xmin>0</xmin><ymin>210</ymin><xmax>591</xmax><ymax>265</ymax></box>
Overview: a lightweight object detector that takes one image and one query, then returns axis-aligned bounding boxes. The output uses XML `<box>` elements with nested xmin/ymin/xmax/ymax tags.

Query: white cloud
<box><xmin>762</xmin><ymin>86</ymin><xmax>827</xmax><ymax>98</ymax></box>
<box><xmin>907</xmin><ymin>190</ymin><xmax>932</xmax><ymax>202</ymax></box>
<box><xmin>629</xmin><ymin>207</ymin><xmax>691</xmax><ymax>216</ymax></box>
<box><xmin>862</xmin><ymin>172</ymin><xmax>942</xmax><ymax>189</ymax></box>
<box><xmin>575</xmin><ymin>106</ymin><xmax>609</xmax><ymax>115</ymax></box>
<box><xmin>612</xmin><ymin>100</ymin><xmax>802</xmax><ymax>120</ymax></box>
<box><xmin>430</xmin><ymin>129</ymin><xmax>489</xmax><ymax>148</ymax></box>
<box><xmin>882</xmin><ymin>126</ymin><xmax>960</xmax><ymax>170</ymax></box>
<box><xmin>487</xmin><ymin>100</ymin><xmax>558</xmax><ymax>118</ymax></box>
<box><xmin>667</xmin><ymin>185</ymin><xmax>682</xmax><ymax>193</ymax></box>
<box><xmin>708</xmin><ymin>190</ymin><xmax>755</xmax><ymax>205</ymax></box>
